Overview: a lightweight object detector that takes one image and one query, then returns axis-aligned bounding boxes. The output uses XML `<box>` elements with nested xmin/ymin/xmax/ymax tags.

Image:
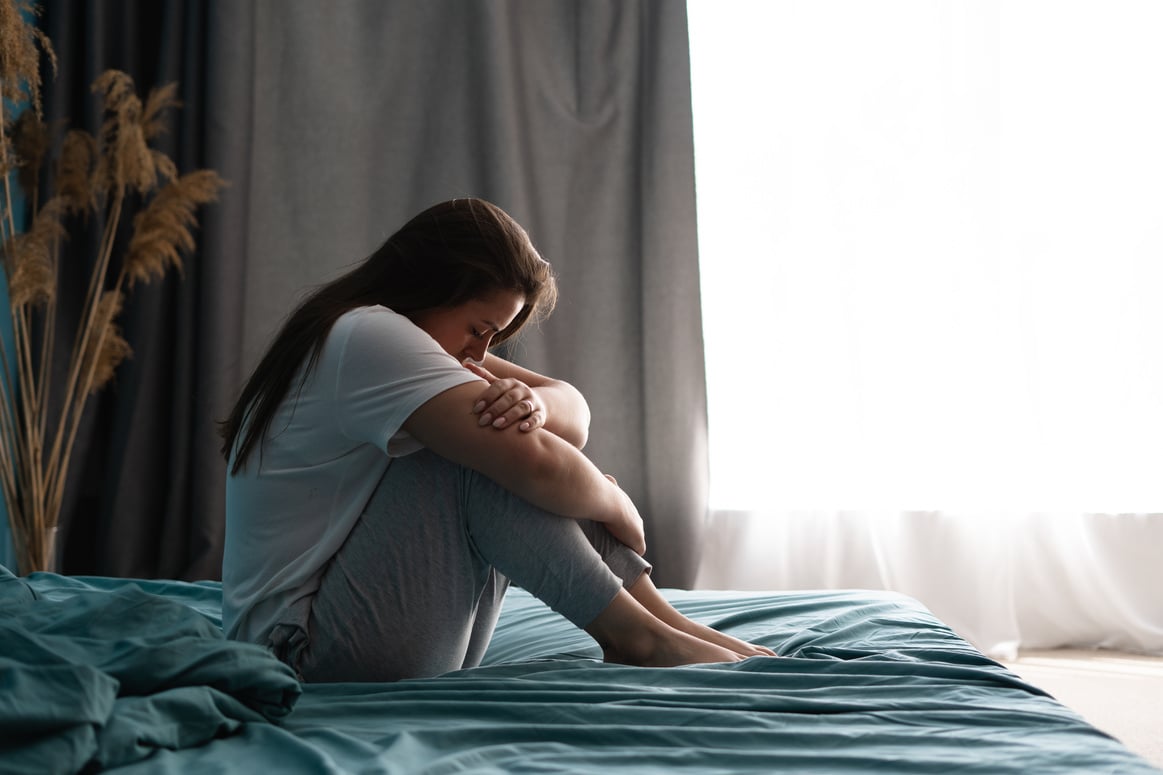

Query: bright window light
<box><xmin>689</xmin><ymin>1</ymin><xmax>1163</xmax><ymax>511</ymax></box>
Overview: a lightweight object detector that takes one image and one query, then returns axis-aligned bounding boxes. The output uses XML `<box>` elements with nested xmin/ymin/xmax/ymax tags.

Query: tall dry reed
<box><xmin>0</xmin><ymin>1</ymin><xmax>225</xmax><ymax>574</ymax></box>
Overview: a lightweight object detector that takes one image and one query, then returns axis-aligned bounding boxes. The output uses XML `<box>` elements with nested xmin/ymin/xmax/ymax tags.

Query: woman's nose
<box><xmin>465</xmin><ymin>339</ymin><xmax>488</xmax><ymax>363</ymax></box>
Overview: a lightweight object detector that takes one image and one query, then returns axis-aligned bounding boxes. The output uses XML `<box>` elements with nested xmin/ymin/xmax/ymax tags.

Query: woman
<box><xmin>220</xmin><ymin>198</ymin><xmax>773</xmax><ymax>682</ymax></box>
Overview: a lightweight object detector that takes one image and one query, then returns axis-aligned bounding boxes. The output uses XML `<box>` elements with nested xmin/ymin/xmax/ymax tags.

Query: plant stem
<box><xmin>0</xmin><ymin>343</ymin><xmax>23</xmax><ymax>526</ymax></box>
<box><xmin>45</xmin><ymin>188</ymin><xmax>124</xmax><ymax>525</ymax></box>
<box><xmin>36</xmin><ymin>241</ymin><xmax>57</xmax><ymax>446</ymax></box>
<box><xmin>0</xmin><ymin>93</ymin><xmax>47</xmax><ymax>574</ymax></box>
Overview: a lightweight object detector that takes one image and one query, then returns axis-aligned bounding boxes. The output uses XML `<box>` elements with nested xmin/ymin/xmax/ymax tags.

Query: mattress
<box><xmin>1</xmin><ymin>564</ymin><xmax>1156</xmax><ymax>774</ymax></box>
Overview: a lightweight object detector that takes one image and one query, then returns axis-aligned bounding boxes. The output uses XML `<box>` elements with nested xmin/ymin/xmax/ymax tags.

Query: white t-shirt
<box><xmin>222</xmin><ymin>306</ymin><xmax>482</xmax><ymax>643</ymax></box>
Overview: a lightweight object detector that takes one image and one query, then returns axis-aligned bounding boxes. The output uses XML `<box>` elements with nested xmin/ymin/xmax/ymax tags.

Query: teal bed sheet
<box><xmin>0</xmin><ymin>565</ymin><xmax>299</xmax><ymax>774</ymax></box>
<box><xmin>2</xmin><ymin>566</ymin><xmax>1157</xmax><ymax>774</ymax></box>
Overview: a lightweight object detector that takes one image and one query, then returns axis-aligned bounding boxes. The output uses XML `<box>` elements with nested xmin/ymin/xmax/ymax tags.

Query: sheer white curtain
<box><xmin>688</xmin><ymin>0</ymin><xmax>1163</xmax><ymax>657</ymax></box>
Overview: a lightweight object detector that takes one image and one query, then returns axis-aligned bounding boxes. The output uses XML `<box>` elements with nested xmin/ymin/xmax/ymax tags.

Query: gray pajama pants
<box><xmin>271</xmin><ymin>448</ymin><xmax>651</xmax><ymax>683</ymax></box>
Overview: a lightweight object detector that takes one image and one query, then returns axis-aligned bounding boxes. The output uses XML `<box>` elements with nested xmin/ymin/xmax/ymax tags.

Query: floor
<box><xmin>1000</xmin><ymin>649</ymin><xmax>1163</xmax><ymax>770</ymax></box>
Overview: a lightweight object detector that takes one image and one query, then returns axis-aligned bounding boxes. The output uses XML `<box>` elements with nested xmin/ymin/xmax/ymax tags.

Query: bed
<box><xmin>2</xmin><ymin>562</ymin><xmax>1157</xmax><ymax>774</ymax></box>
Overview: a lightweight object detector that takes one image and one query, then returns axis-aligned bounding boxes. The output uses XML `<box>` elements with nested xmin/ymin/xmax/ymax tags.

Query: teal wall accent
<box><xmin>2</xmin><ymin>6</ymin><xmax>50</xmax><ymax>572</ymax></box>
<box><xmin>0</xmin><ymin>200</ymin><xmax>21</xmax><ymax>571</ymax></box>
<box><xmin>0</xmin><ymin>127</ymin><xmax>29</xmax><ymax>572</ymax></box>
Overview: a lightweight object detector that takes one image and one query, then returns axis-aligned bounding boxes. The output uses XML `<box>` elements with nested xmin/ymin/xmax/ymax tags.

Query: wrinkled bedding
<box><xmin>2</xmin><ymin>566</ymin><xmax>1157</xmax><ymax>774</ymax></box>
<box><xmin>0</xmin><ymin>565</ymin><xmax>299</xmax><ymax>773</ymax></box>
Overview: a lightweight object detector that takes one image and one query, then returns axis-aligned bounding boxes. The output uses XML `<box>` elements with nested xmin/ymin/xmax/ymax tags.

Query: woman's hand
<box><xmin>464</xmin><ymin>361</ymin><xmax>545</xmax><ymax>432</ymax></box>
<box><xmin>406</xmin><ymin>379</ymin><xmax>643</xmax><ymax>555</ymax></box>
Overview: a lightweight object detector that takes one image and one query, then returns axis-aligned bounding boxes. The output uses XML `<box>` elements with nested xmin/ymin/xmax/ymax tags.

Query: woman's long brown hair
<box><xmin>219</xmin><ymin>198</ymin><xmax>557</xmax><ymax>474</ymax></box>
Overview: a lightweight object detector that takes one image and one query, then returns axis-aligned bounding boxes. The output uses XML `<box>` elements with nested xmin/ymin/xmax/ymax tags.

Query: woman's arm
<box><xmin>401</xmin><ymin>381</ymin><xmax>644</xmax><ymax>554</ymax></box>
<box><xmin>464</xmin><ymin>353</ymin><xmax>591</xmax><ymax>449</ymax></box>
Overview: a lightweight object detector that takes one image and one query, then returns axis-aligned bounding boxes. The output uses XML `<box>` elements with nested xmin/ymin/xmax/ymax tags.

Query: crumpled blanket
<box><xmin>0</xmin><ymin>564</ymin><xmax>301</xmax><ymax>774</ymax></box>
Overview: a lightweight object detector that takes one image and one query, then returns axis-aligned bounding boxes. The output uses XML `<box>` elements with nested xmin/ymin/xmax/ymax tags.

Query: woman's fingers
<box><xmin>470</xmin><ymin>378</ymin><xmax>516</xmax><ymax>419</ymax></box>
<box><xmin>514</xmin><ymin>401</ymin><xmax>545</xmax><ymax>432</ymax></box>
<box><xmin>467</xmin><ymin>363</ymin><xmax>502</xmax><ymax>415</ymax></box>
<box><xmin>487</xmin><ymin>397</ymin><xmax>542</xmax><ymax>430</ymax></box>
<box><xmin>471</xmin><ymin>378</ymin><xmax>545</xmax><ymax>430</ymax></box>
<box><xmin>462</xmin><ymin>360</ymin><xmax>498</xmax><ymax>382</ymax></box>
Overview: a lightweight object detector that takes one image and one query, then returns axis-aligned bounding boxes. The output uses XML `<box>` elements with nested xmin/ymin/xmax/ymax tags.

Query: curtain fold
<box><xmin>40</xmin><ymin>0</ymin><xmax>252</xmax><ymax>579</ymax></box>
<box><xmin>39</xmin><ymin>1</ymin><xmax>706</xmax><ymax>585</ymax></box>
<box><xmin>238</xmin><ymin>0</ymin><xmax>705</xmax><ymax>586</ymax></box>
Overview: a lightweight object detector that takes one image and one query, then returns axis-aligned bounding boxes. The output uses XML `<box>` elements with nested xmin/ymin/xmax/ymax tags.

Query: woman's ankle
<box><xmin>584</xmin><ymin>590</ymin><xmax>665</xmax><ymax>660</ymax></box>
<box><xmin>585</xmin><ymin>590</ymin><xmax>741</xmax><ymax>667</ymax></box>
<box><xmin>625</xmin><ymin>572</ymin><xmax>778</xmax><ymax>658</ymax></box>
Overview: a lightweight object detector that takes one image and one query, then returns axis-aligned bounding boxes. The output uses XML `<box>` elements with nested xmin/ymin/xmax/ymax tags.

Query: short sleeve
<box><xmin>329</xmin><ymin>307</ymin><xmax>482</xmax><ymax>453</ymax></box>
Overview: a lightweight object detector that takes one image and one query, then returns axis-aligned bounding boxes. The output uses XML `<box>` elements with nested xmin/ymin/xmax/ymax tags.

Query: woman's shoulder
<box><xmin>332</xmin><ymin>305</ymin><xmax>437</xmax><ymax>356</ymax></box>
<box><xmin>334</xmin><ymin>305</ymin><xmax>414</xmax><ymax>336</ymax></box>
<box><xmin>337</xmin><ymin>304</ymin><xmax>401</xmax><ymax>324</ymax></box>
<box><xmin>325</xmin><ymin>305</ymin><xmax>466</xmax><ymax>400</ymax></box>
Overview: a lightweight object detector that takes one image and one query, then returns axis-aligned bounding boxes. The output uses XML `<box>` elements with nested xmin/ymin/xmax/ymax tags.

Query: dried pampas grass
<box><xmin>7</xmin><ymin>196</ymin><xmax>63</xmax><ymax>306</ymax></box>
<box><xmin>0</xmin><ymin>0</ymin><xmax>54</xmax><ymax>116</ymax></box>
<box><xmin>11</xmin><ymin>109</ymin><xmax>49</xmax><ymax>198</ymax></box>
<box><xmin>0</xmin><ymin>2</ymin><xmax>225</xmax><ymax>574</ymax></box>
<box><xmin>125</xmin><ymin>170</ymin><xmax>224</xmax><ymax>287</ymax></box>
<box><xmin>84</xmin><ymin>291</ymin><xmax>132</xmax><ymax>393</ymax></box>
<box><xmin>92</xmin><ymin>70</ymin><xmax>179</xmax><ymax>197</ymax></box>
<box><xmin>56</xmin><ymin>130</ymin><xmax>98</xmax><ymax>216</ymax></box>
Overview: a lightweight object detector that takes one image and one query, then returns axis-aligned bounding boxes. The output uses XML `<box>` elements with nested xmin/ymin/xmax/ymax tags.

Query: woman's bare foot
<box><xmin>602</xmin><ymin>624</ymin><xmax>744</xmax><ymax>668</ymax></box>
<box><xmin>627</xmin><ymin>574</ymin><xmax>777</xmax><ymax>658</ymax></box>
<box><xmin>667</xmin><ymin>617</ymin><xmax>777</xmax><ymax>658</ymax></box>
<box><xmin>585</xmin><ymin>589</ymin><xmax>743</xmax><ymax>668</ymax></box>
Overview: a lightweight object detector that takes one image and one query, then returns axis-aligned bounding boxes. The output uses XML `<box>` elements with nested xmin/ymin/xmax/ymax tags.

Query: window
<box><xmin>689</xmin><ymin>1</ymin><xmax>1163</xmax><ymax>511</ymax></box>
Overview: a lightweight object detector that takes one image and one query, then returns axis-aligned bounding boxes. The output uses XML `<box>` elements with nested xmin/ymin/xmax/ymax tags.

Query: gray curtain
<box><xmin>41</xmin><ymin>1</ymin><xmax>236</xmax><ymax>580</ymax></box>
<box><xmin>49</xmin><ymin>0</ymin><xmax>708</xmax><ymax>587</ymax></box>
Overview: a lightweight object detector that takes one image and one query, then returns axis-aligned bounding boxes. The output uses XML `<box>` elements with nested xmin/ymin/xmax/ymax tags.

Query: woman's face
<box><xmin>410</xmin><ymin>290</ymin><xmax>526</xmax><ymax>364</ymax></box>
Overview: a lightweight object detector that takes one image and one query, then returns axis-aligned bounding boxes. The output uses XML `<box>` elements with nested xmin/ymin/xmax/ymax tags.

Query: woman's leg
<box><xmin>297</xmin><ymin>449</ymin><xmax>608</xmax><ymax>681</ymax></box>
<box><xmin>465</xmin><ymin>496</ymin><xmax>745</xmax><ymax>669</ymax></box>
<box><xmin>576</xmin><ymin>520</ymin><xmax>776</xmax><ymax>658</ymax></box>
<box><xmin>626</xmin><ymin>573</ymin><xmax>778</xmax><ymax>657</ymax></box>
<box><xmin>295</xmin><ymin>450</ymin><xmax>740</xmax><ymax>682</ymax></box>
